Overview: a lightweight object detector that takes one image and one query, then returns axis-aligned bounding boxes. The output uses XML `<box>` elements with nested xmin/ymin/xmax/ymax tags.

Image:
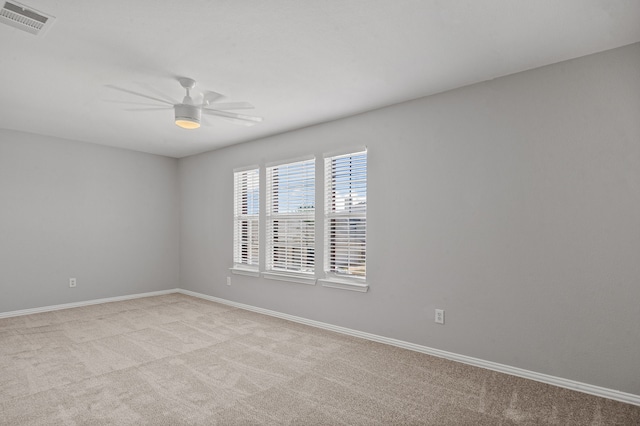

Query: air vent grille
<box><xmin>0</xmin><ymin>1</ymin><xmax>55</xmax><ymax>36</ymax></box>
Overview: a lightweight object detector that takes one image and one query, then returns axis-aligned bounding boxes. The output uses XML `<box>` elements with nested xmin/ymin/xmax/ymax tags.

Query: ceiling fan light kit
<box><xmin>174</xmin><ymin>104</ymin><xmax>201</xmax><ymax>129</ymax></box>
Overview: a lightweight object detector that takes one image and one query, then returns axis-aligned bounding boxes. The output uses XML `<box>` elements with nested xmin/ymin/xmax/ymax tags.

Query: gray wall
<box><xmin>179</xmin><ymin>43</ymin><xmax>640</xmax><ymax>395</ymax></box>
<box><xmin>0</xmin><ymin>130</ymin><xmax>180</xmax><ymax>312</ymax></box>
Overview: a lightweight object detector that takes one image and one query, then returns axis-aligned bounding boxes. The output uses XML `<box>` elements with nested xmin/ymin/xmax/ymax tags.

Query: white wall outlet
<box><xmin>69</xmin><ymin>278</ymin><xmax>77</xmax><ymax>288</ymax></box>
<box><xmin>435</xmin><ymin>309</ymin><xmax>444</xmax><ymax>324</ymax></box>
<box><xmin>226</xmin><ymin>276</ymin><xmax>231</xmax><ymax>286</ymax></box>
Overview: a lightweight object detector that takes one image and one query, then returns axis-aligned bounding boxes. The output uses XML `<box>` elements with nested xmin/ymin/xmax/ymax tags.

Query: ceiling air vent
<box><xmin>0</xmin><ymin>1</ymin><xmax>55</xmax><ymax>36</ymax></box>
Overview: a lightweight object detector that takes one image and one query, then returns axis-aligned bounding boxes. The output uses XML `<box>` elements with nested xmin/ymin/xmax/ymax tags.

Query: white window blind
<box><xmin>233</xmin><ymin>168</ymin><xmax>259</xmax><ymax>270</ymax></box>
<box><xmin>324</xmin><ymin>151</ymin><xmax>367</xmax><ymax>279</ymax></box>
<box><xmin>266</xmin><ymin>159</ymin><xmax>315</xmax><ymax>275</ymax></box>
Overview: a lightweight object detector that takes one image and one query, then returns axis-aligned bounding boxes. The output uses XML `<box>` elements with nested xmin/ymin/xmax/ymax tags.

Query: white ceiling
<box><xmin>1</xmin><ymin>1</ymin><xmax>639</xmax><ymax>158</ymax></box>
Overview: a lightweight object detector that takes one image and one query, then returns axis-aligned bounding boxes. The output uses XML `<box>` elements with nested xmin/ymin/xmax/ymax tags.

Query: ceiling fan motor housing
<box><xmin>174</xmin><ymin>103</ymin><xmax>201</xmax><ymax>129</ymax></box>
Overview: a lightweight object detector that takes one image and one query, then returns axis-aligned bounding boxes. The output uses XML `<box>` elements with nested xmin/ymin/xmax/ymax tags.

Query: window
<box><xmin>266</xmin><ymin>158</ymin><xmax>315</xmax><ymax>277</ymax></box>
<box><xmin>324</xmin><ymin>150</ymin><xmax>367</xmax><ymax>280</ymax></box>
<box><xmin>233</xmin><ymin>168</ymin><xmax>259</xmax><ymax>271</ymax></box>
<box><xmin>232</xmin><ymin>150</ymin><xmax>368</xmax><ymax>291</ymax></box>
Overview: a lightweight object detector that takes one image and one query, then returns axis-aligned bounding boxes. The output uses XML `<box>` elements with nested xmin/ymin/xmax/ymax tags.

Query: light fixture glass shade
<box><xmin>175</xmin><ymin>119</ymin><xmax>200</xmax><ymax>129</ymax></box>
<box><xmin>174</xmin><ymin>104</ymin><xmax>201</xmax><ymax>129</ymax></box>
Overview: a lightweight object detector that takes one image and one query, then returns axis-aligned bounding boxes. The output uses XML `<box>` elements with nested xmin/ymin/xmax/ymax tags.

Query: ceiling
<box><xmin>1</xmin><ymin>1</ymin><xmax>639</xmax><ymax>158</ymax></box>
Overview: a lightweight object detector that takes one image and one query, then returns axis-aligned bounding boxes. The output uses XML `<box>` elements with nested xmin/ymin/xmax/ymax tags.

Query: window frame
<box><xmin>264</xmin><ymin>156</ymin><xmax>317</xmax><ymax>284</ymax></box>
<box><xmin>231</xmin><ymin>167</ymin><xmax>260</xmax><ymax>276</ymax></box>
<box><xmin>320</xmin><ymin>149</ymin><xmax>368</xmax><ymax>292</ymax></box>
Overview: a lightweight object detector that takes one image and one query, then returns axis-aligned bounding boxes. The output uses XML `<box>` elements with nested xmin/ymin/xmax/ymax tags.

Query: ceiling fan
<box><xmin>106</xmin><ymin>77</ymin><xmax>262</xmax><ymax>130</ymax></box>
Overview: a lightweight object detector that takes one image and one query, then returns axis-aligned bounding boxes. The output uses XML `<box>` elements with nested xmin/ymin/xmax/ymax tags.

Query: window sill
<box><xmin>230</xmin><ymin>267</ymin><xmax>260</xmax><ymax>277</ymax></box>
<box><xmin>262</xmin><ymin>271</ymin><xmax>316</xmax><ymax>286</ymax></box>
<box><xmin>318</xmin><ymin>278</ymin><xmax>369</xmax><ymax>293</ymax></box>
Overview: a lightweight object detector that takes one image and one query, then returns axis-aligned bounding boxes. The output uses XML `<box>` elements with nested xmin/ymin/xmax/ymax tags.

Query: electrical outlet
<box><xmin>226</xmin><ymin>276</ymin><xmax>231</xmax><ymax>286</ymax></box>
<box><xmin>69</xmin><ymin>278</ymin><xmax>77</xmax><ymax>288</ymax></box>
<box><xmin>435</xmin><ymin>309</ymin><xmax>444</xmax><ymax>324</ymax></box>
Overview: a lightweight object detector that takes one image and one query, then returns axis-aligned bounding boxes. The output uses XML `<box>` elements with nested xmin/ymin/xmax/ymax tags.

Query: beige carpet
<box><xmin>0</xmin><ymin>294</ymin><xmax>638</xmax><ymax>425</ymax></box>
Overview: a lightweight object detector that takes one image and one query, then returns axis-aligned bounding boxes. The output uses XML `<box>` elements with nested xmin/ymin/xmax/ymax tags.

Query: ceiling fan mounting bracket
<box><xmin>178</xmin><ymin>77</ymin><xmax>196</xmax><ymax>90</ymax></box>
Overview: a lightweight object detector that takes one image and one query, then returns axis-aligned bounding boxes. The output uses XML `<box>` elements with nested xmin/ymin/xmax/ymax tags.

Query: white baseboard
<box><xmin>2</xmin><ymin>287</ymin><xmax>638</xmax><ymax>406</ymax></box>
<box><xmin>0</xmin><ymin>288</ymin><xmax>179</xmax><ymax>319</ymax></box>
<box><xmin>178</xmin><ymin>288</ymin><xmax>640</xmax><ymax>407</ymax></box>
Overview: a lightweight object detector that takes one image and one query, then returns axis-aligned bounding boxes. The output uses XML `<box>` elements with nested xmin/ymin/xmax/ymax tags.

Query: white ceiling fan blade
<box><xmin>105</xmin><ymin>85</ymin><xmax>173</xmax><ymax>106</ymax></box>
<box><xmin>202</xmin><ymin>90</ymin><xmax>225</xmax><ymax>104</ymax></box>
<box><xmin>202</xmin><ymin>108</ymin><xmax>263</xmax><ymax>123</ymax></box>
<box><xmin>201</xmin><ymin>115</ymin><xmax>213</xmax><ymax>127</ymax></box>
<box><xmin>134</xmin><ymin>81</ymin><xmax>180</xmax><ymax>104</ymax></box>
<box><xmin>216</xmin><ymin>116</ymin><xmax>259</xmax><ymax>127</ymax></box>
<box><xmin>204</xmin><ymin>102</ymin><xmax>254</xmax><ymax>110</ymax></box>
<box><xmin>104</xmin><ymin>100</ymin><xmax>167</xmax><ymax>107</ymax></box>
<box><xmin>123</xmin><ymin>107</ymin><xmax>174</xmax><ymax>111</ymax></box>
<box><xmin>202</xmin><ymin>113</ymin><xmax>261</xmax><ymax>127</ymax></box>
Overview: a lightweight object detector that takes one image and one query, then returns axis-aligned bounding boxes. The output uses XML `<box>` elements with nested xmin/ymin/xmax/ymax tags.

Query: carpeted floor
<box><xmin>0</xmin><ymin>293</ymin><xmax>638</xmax><ymax>425</ymax></box>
